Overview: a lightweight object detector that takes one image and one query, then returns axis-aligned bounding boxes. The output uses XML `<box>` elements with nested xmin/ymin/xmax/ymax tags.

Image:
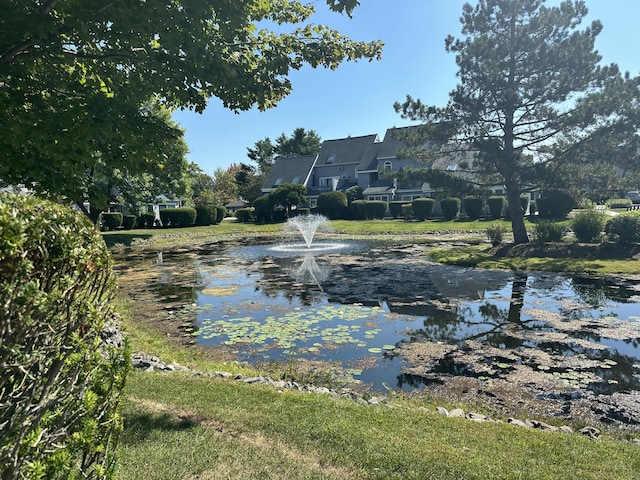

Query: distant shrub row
<box><xmin>99</xmin><ymin>206</ymin><xmax>228</xmax><ymax>230</ymax></box>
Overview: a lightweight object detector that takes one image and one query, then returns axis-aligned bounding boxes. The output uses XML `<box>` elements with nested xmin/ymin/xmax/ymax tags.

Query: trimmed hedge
<box><xmin>463</xmin><ymin>196</ymin><xmax>484</xmax><ymax>220</ymax></box>
<box><xmin>388</xmin><ymin>201</ymin><xmax>406</xmax><ymax>219</ymax></box>
<box><xmin>100</xmin><ymin>212</ymin><xmax>123</xmax><ymax>231</ymax></box>
<box><xmin>122</xmin><ymin>214</ymin><xmax>137</xmax><ymax>230</ymax></box>
<box><xmin>401</xmin><ymin>203</ymin><xmax>414</xmax><ymax>220</ymax></box>
<box><xmin>317</xmin><ymin>191</ymin><xmax>348</xmax><ymax>219</ymax></box>
<box><xmin>364</xmin><ymin>200</ymin><xmax>387</xmax><ymax>219</ymax></box>
<box><xmin>350</xmin><ymin>200</ymin><xmax>367</xmax><ymax>220</ymax></box>
<box><xmin>0</xmin><ymin>194</ymin><xmax>128</xmax><ymax>480</ymax></box>
<box><xmin>605</xmin><ymin>211</ymin><xmax>640</xmax><ymax>244</ymax></box>
<box><xmin>412</xmin><ymin>198</ymin><xmax>436</xmax><ymax>221</ymax></box>
<box><xmin>440</xmin><ymin>197</ymin><xmax>461</xmax><ymax>220</ymax></box>
<box><xmin>537</xmin><ymin>190</ymin><xmax>575</xmax><ymax>219</ymax></box>
<box><xmin>195</xmin><ymin>205</ymin><xmax>217</xmax><ymax>226</ymax></box>
<box><xmin>488</xmin><ymin>196</ymin><xmax>506</xmax><ymax>219</ymax></box>
<box><xmin>215</xmin><ymin>206</ymin><xmax>227</xmax><ymax>224</ymax></box>
<box><xmin>235</xmin><ymin>208</ymin><xmax>255</xmax><ymax>223</ymax></box>
<box><xmin>159</xmin><ymin>207</ymin><xmax>197</xmax><ymax>227</ymax></box>
<box><xmin>253</xmin><ymin>196</ymin><xmax>272</xmax><ymax>223</ymax></box>
<box><xmin>138</xmin><ymin>212</ymin><xmax>156</xmax><ymax>228</ymax></box>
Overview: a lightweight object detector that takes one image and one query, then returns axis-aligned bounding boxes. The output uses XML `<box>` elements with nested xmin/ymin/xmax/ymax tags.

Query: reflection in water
<box><xmin>288</xmin><ymin>255</ymin><xmax>331</xmax><ymax>290</ymax></box>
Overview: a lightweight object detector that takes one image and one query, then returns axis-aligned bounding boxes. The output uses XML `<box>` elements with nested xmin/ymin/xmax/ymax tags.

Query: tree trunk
<box><xmin>506</xmin><ymin>188</ymin><xmax>529</xmax><ymax>244</ymax></box>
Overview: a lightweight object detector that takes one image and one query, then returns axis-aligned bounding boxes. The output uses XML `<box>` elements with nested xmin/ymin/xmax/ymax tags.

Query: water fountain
<box><xmin>269</xmin><ymin>214</ymin><xmax>350</xmax><ymax>253</ymax></box>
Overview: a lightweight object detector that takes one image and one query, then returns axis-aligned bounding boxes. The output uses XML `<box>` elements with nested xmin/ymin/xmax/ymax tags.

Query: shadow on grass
<box><xmin>119</xmin><ymin>410</ymin><xmax>199</xmax><ymax>445</ymax></box>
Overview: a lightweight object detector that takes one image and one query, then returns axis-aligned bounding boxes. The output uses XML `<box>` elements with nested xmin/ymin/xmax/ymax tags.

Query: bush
<box><xmin>235</xmin><ymin>208</ymin><xmax>255</xmax><ymax>223</ymax></box>
<box><xmin>350</xmin><ymin>200</ymin><xmax>367</xmax><ymax>220</ymax></box>
<box><xmin>440</xmin><ymin>197</ymin><xmax>461</xmax><ymax>220</ymax></box>
<box><xmin>486</xmin><ymin>224</ymin><xmax>506</xmax><ymax>246</ymax></box>
<box><xmin>252</xmin><ymin>196</ymin><xmax>272</xmax><ymax>223</ymax></box>
<box><xmin>412</xmin><ymin>198</ymin><xmax>436</xmax><ymax>221</ymax></box>
<box><xmin>388</xmin><ymin>201</ymin><xmax>407</xmax><ymax>219</ymax></box>
<box><xmin>487</xmin><ymin>196</ymin><xmax>506</xmax><ymax>219</ymax></box>
<box><xmin>159</xmin><ymin>207</ymin><xmax>196</xmax><ymax>227</ymax></box>
<box><xmin>0</xmin><ymin>194</ymin><xmax>128</xmax><ymax>480</ymax></box>
<box><xmin>606</xmin><ymin>198</ymin><xmax>632</xmax><ymax>209</ymax></box>
<box><xmin>605</xmin><ymin>211</ymin><xmax>640</xmax><ymax>244</ymax></box>
<box><xmin>215</xmin><ymin>206</ymin><xmax>227</xmax><ymax>224</ymax></box>
<box><xmin>532</xmin><ymin>220</ymin><xmax>566</xmax><ymax>243</ymax></box>
<box><xmin>572</xmin><ymin>209</ymin><xmax>607</xmax><ymax>243</ymax></box>
<box><xmin>100</xmin><ymin>212</ymin><xmax>123</xmax><ymax>231</ymax></box>
<box><xmin>195</xmin><ymin>205</ymin><xmax>217</xmax><ymax>226</ymax></box>
<box><xmin>401</xmin><ymin>203</ymin><xmax>414</xmax><ymax>220</ymax></box>
<box><xmin>463</xmin><ymin>196</ymin><xmax>485</xmax><ymax>220</ymax></box>
<box><xmin>122</xmin><ymin>214</ymin><xmax>137</xmax><ymax>230</ymax></box>
<box><xmin>364</xmin><ymin>200</ymin><xmax>387</xmax><ymax>219</ymax></box>
<box><xmin>138</xmin><ymin>212</ymin><xmax>156</xmax><ymax>228</ymax></box>
<box><xmin>317</xmin><ymin>191</ymin><xmax>348</xmax><ymax>219</ymax></box>
<box><xmin>537</xmin><ymin>190</ymin><xmax>575</xmax><ymax>219</ymax></box>
<box><xmin>529</xmin><ymin>199</ymin><xmax>537</xmax><ymax>216</ymax></box>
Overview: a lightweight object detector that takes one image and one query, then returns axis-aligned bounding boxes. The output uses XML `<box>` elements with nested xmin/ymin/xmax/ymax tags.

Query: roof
<box><xmin>261</xmin><ymin>154</ymin><xmax>317</xmax><ymax>191</ymax></box>
<box><xmin>316</xmin><ymin>134</ymin><xmax>379</xmax><ymax>167</ymax></box>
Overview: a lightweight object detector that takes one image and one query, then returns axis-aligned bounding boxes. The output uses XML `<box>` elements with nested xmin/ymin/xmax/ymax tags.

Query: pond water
<box><xmin>145</xmin><ymin>240</ymin><xmax>640</xmax><ymax>399</ymax></box>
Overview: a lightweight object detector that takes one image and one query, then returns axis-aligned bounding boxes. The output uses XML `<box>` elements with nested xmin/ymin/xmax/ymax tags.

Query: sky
<box><xmin>172</xmin><ymin>0</ymin><xmax>640</xmax><ymax>175</ymax></box>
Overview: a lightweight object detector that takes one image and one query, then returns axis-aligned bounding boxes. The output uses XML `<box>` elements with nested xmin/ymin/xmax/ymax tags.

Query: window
<box><xmin>383</xmin><ymin>161</ymin><xmax>392</xmax><ymax>170</ymax></box>
<box><xmin>291</xmin><ymin>176</ymin><xmax>300</xmax><ymax>184</ymax></box>
<box><xmin>273</xmin><ymin>177</ymin><xmax>283</xmax><ymax>186</ymax></box>
<box><xmin>326</xmin><ymin>154</ymin><xmax>336</xmax><ymax>164</ymax></box>
<box><xmin>446</xmin><ymin>164</ymin><xmax>457</xmax><ymax>171</ymax></box>
<box><xmin>368</xmin><ymin>195</ymin><xmax>389</xmax><ymax>202</ymax></box>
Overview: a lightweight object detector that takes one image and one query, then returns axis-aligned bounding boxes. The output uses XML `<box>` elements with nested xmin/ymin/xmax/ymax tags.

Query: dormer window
<box><xmin>447</xmin><ymin>164</ymin><xmax>457</xmax><ymax>171</ymax></box>
<box><xmin>326</xmin><ymin>154</ymin><xmax>336</xmax><ymax>164</ymax></box>
<box><xmin>383</xmin><ymin>161</ymin><xmax>392</xmax><ymax>170</ymax></box>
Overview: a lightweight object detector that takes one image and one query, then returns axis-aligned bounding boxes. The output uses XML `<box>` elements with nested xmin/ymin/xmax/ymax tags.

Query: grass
<box><xmin>116</xmin><ymin>372</ymin><xmax>640</xmax><ymax>480</ymax></box>
<box><xmin>111</xmin><ymin>216</ymin><xmax>640</xmax><ymax>479</ymax></box>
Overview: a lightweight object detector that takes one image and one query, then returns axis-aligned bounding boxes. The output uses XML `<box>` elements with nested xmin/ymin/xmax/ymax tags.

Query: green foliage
<box><xmin>317</xmin><ymin>191</ymin><xmax>348</xmax><ymax>219</ymax></box>
<box><xmin>253</xmin><ymin>196</ymin><xmax>273</xmax><ymax>223</ymax></box>
<box><xmin>0</xmin><ymin>194</ymin><xmax>128</xmax><ymax>480</ymax></box>
<box><xmin>345</xmin><ymin>185</ymin><xmax>364</xmax><ymax>204</ymax></box>
<box><xmin>388</xmin><ymin>201</ymin><xmax>406</xmax><ymax>219</ymax></box>
<box><xmin>606</xmin><ymin>198</ymin><xmax>632</xmax><ymax>209</ymax></box>
<box><xmin>364</xmin><ymin>201</ymin><xmax>387</xmax><ymax>220</ymax></box>
<box><xmin>195</xmin><ymin>205</ymin><xmax>217</xmax><ymax>226</ymax></box>
<box><xmin>529</xmin><ymin>199</ymin><xmax>537</xmax><ymax>216</ymax></box>
<box><xmin>100</xmin><ymin>212</ymin><xmax>123</xmax><ymax>231</ymax></box>
<box><xmin>440</xmin><ymin>197</ymin><xmax>461</xmax><ymax>220</ymax></box>
<box><xmin>488</xmin><ymin>196</ymin><xmax>506</xmax><ymax>219</ymax></box>
<box><xmin>486</xmin><ymin>224</ymin><xmax>507</xmax><ymax>246</ymax></box>
<box><xmin>537</xmin><ymin>190</ymin><xmax>576</xmax><ymax>219</ymax></box>
<box><xmin>269</xmin><ymin>183</ymin><xmax>307</xmax><ymax>216</ymax></box>
<box><xmin>605</xmin><ymin>211</ymin><xmax>640</xmax><ymax>244</ymax></box>
<box><xmin>572</xmin><ymin>209</ymin><xmax>607</xmax><ymax>243</ymax></box>
<box><xmin>401</xmin><ymin>203</ymin><xmax>414</xmax><ymax>220</ymax></box>
<box><xmin>463</xmin><ymin>196</ymin><xmax>485</xmax><ymax>220</ymax></box>
<box><xmin>411</xmin><ymin>198</ymin><xmax>436</xmax><ymax>221</ymax></box>
<box><xmin>138</xmin><ymin>212</ymin><xmax>156</xmax><ymax>228</ymax></box>
<box><xmin>159</xmin><ymin>208</ymin><xmax>197</xmax><ymax>228</ymax></box>
<box><xmin>122</xmin><ymin>215</ymin><xmax>137</xmax><ymax>230</ymax></box>
<box><xmin>235</xmin><ymin>208</ymin><xmax>255</xmax><ymax>223</ymax></box>
<box><xmin>532</xmin><ymin>220</ymin><xmax>566</xmax><ymax>243</ymax></box>
<box><xmin>215</xmin><ymin>206</ymin><xmax>227</xmax><ymax>224</ymax></box>
<box><xmin>349</xmin><ymin>200</ymin><xmax>367</xmax><ymax>220</ymax></box>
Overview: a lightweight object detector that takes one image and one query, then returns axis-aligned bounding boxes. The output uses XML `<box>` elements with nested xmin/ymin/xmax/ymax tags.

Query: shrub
<box><xmin>365</xmin><ymin>200</ymin><xmax>387</xmax><ymax>219</ymax></box>
<box><xmin>350</xmin><ymin>200</ymin><xmax>367</xmax><ymax>220</ymax></box>
<box><xmin>487</xmin><ymin>196</ymin><xmax>506</xmax><ymax>219</ymax></box>
<box><xmin>215</xmin><ymin>206</ymin><xmax>227</xmax><ymax>224</ymax></box>
<box><xmin>463</xmin><ymin>196</ymin><xmax>485</xmax><ymax>220</ymax></box>
<box><xmin>388</xmin><ymin>201</ymin><xmax>406</xmax><ymax>219</ymax></box>
<box><xmin>606</xmin><ymin>198</ymin><xmax>632</xmax><ymax>209</ymax></box>
<box><xmin>317</xmin><ymin>191</ymin><xmax>348</xmax><ymax>219</ymax></box>
<box><xmin>529</xmin><ymin>199</ymin><xmax>537</xmax><ymax>216</ymax></box>
<box><xmin>0</xmin><ymin>194</ymin><xmax>128</xmax><ymax>480</ymax></box>
<box><xmin>122</xmin><ymin>214</ymin><xmax>137</xmax><ymax>230</ymax></box>
<box><xmin>235</xmin><ymin>208</ymin><xmax>255</xmax><ymax>223</ymax></box>
<box><xmin>291</xmin><ymin>208</ymin><xmax>310</xmax><ymax>217</ymax></box>
<box><xmin>252</xmin><ymin>196</ymin><xmax>272</xmax><ymax>223</ymax></box>
<box><xmin>532</xmin><ymin>220</ymin><xmax>566</xmax><ymax>243</ymax></box>
<box><xmin>159</xmin><ymin>207</ymin><xmax>197</xmax><ymax>227</ymax></box>
<box><xmin>572</xmin><ymin>209</ymin><xmax>607</xmax><ymax>243</ymax></box>
<box><xmin>520</xmin><ymin>195</ymin><xmax>530</xmax><ymax>215</ymax></box>
<box><xmin>401</xmin><ymin>203</ymin><xmax>414</xmax><ymax>220</ymax></box>
<box><xmin>100</xmin><ymin>212</ymin><xmax>123</xmax><ymax>231</ymax></box>
<box><xmin>537</xmin><ymin>190</ymin><xmax>575</xmax><ymax>219</ymax></box>
<box><xmin>486</xmin><ymin>224</ymin><xmax>506</xmax><ymax>246</ymax></box>
<box><xmin>195</xmin><ymin>205</ymin><xmax>217</xmax><ymax>226</ymax></box>
<box><xmin>605</xmin><ymin>211</ymin><xmax>640</xmax><ymax>244</ymax></box>
<box><xmin>138</xmin><ymin>212</ymin><xmax>156</xmax><ymax>228</ymax></box>
<box><xmin>440</xmin><ymin>197</ymin><xmax>461</xmax><ymax>220</ymax></box>
<box><xmin>412</xmin><ymin>198</ymin><xmax>436</xmax><ymax>221</ymax></box>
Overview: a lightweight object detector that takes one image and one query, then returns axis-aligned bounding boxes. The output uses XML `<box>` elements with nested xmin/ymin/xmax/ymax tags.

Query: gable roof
<box><xmin>316</xmin><ymin>134</ymin><xmax>379</xmax><ymax>167</ymax></box>
<box><xmin>261</xmin><ymin>154</ymin><xmax>317</xmax><ymax>191</ymax></box>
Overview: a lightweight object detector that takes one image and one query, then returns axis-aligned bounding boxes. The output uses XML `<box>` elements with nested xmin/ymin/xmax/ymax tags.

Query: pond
<box><xmin>119</xmin><ymin>238</ymin><xmax>640</xmax><ymax>425</ymax></box>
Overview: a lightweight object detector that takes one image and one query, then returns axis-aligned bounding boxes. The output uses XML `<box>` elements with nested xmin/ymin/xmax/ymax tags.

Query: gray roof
<box><xmin>316</xmin><ymin>134</ymin><xmax>379</xmax><ymax>167</ymax></box>
<box><xmin>377</xmin><ymin>126</ymin><xmax>421</xmax><ymax>159</ymax></box>
<box><xmin>261</xmin><ymin>154</ymin><xmax>317</xmax><ymax>191</ymax></box>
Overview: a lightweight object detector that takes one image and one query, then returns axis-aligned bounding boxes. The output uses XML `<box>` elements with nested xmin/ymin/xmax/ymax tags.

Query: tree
<box><xmin>1</xmin><ymin>1</ymin><xmax>382</xmax><ymax>213</ymax></box>
<box><xmin>395</xmin><ymin>0</ymin><xmax>622</xmax><ymax>244</ymax></box>
<box><xmin>274</xmin><ymin>128</ymin><xmax>322</xmax><ymax>158</ymax></box>
<box><xmin>235</xmin><ymin>163</ymin><xmax>265</xmax><ymax>203</ymax></box>
<box><xmin>212</xmin><ymin>165</ymin><xmax>241</xmax><ymax>206</ymax></box>
<box><xmin>269</xmin><ymin>183</ymin><xmax>307</xmax><ymax>217</ymax></box>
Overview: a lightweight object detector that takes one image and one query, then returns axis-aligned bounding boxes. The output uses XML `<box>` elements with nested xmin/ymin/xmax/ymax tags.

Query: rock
<box><xmin>467</xmin><ymin>412</ymin><xmax>492</xmax><ymax>422</ymax></box>
<box><xmin>508</xmin><ymin>418</ymin><xmax>531</xmax><ymax>428</ymax></box>
<box><xmin>436</xmin><ymin>406</ymin><xmax>449</xmax><ymax>417</ymax></box>
<box><xmin>449</xmin><ymin>408</ymin><xmax>465</xmax><ymax>418</ymax></box>
<box><xmin>578</xmin><ymin>426</ymin><xmax>600</xmax><ymax>440</ymax></box>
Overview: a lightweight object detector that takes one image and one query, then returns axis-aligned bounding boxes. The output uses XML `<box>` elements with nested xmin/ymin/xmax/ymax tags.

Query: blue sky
<box><xmin>173</xmin><ymin>0</ymin><xmax>640</xmax><ymax>174</ymax></box>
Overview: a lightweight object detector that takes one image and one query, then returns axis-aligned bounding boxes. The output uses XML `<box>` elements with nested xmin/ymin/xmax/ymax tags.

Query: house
<box><xmin>225</xmin><ymin>198</ymin><xmax>251</xmax><ymax>213</ymax></box>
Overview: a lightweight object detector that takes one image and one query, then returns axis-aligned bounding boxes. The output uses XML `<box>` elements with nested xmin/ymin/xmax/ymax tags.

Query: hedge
<box><xmin>440</xmin><ymin>197</ymin><xmax>461</xmax><ymax>220</ymax></box>
<box><xmin>463</xmin><ymin>196</ymin><xmax>484</xmax><ymax>220</ymax></box>
<box><xmin>100</xmin><ymin>212</ymin><xmax>123</xmax><ymax>231</ymax></box>
<box><xmin>487</xmin><ymin>196</ymin><xmax>506</xmax><ymax>219</ymax></box>
<box><xmin>253</xmin><ymin>196</ymin><xmax>272</xmax><ymax>223</ymax></box>
<box><xmin>215</xmin><ymin>206</ymin><xmax>227</xmax><ymax>224</ymax></box>
<box><xmin>138</xmin><ymin>212</ymin><xmax>156</xmax><ymax>228</ymax></box>
<box><xmin>317</xmin><ymin>191</ymin><xmax>348</xmax><ymax>219</ymax></box>
<box><xmin>537</xmin><ymin>190</ymin><xmax>575</xmax><ymax>219</ymax></box>
<box><xmin>122</xmin><ymin>214</ymin><xmax>137</xmax><ymax>230</ymax></box>
<box><xmin>350</xmin><ymin>200</ymin><xmax>367</xmax><ymax>220</ymax></box>
<box><xmin>0</xmin><ymin>194</ymin><xmax>128</xmax><ymax>480</ymax></box>
<box><xmin>195</xmin><ymin>205</ymin><xmax>217</xmax><ymax>226</ymax></box>
<box><xmin>388</xmin><ymin>201</ymin><xmax>407</xmax><ymax>219</ymax></box>
<box><xmin>364</xmin><ymin>200</ymin><xmax>387</xmax><ymax>219</ymax></box>
<box><xmin>159</xmin><ymin>207</ymin><xmax>197</xmax><ymax>227</ymax></box>
<box><xmin>605</xmin><ymin>211</ymin><xmax>640</xmax><ymax>244</ymax></box>
<box><xmin>412</xmin><ymin>198</ymin><xmax>436</xmax><ymax>221</ymax></box>
<box><xmin>235</xmin><ymin>207</ymin><xmax>255</xmax><ymax>223</ymax></box>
